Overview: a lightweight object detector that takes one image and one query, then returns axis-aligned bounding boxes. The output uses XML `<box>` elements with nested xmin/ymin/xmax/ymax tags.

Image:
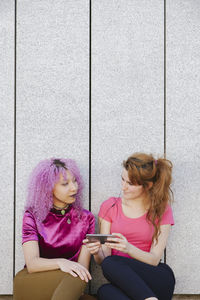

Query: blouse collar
<box><xmin>50</xmin><ymin>205</ymin><xmax>72</xmax><ymax>216</ymax></box>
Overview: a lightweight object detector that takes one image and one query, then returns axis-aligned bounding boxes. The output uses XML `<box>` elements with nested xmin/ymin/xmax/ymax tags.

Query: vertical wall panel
<box><xmin>91</xmin><ymin>0</ymin><xmax>164</xmax><ymax>292</ymax></box>
<box><xmin>15</xmin><ymin>0</ymin><xmax>89</xmax><ymax>273</ymax></box>
<box><xmin>167</xmin><ymin>0</ymin><xmax>200</xmax><ymax>294</ymax></box>
<box><xmin>0</xmin><ymin>1</ymin><xmax>14</xmax><ymax>294</ymax></box>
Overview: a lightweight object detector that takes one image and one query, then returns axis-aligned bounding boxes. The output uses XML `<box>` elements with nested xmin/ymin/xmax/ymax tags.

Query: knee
<box><xmin>101</xmin><ymin>255</ymin><xmax>119</xmax><ymax>277</ymax></box>
<box><xmin>13</xmin><ymin>269</ymin><xmax>27</xmax><ymax>298</ymax></box>
<box><xmin>51</xmin><ymin>274</ymin><xmax>87</xmax><ymax>300</ymax></box>
<box><xmin>97</xmin><ymin>284</ymin><xmax>110</xmax><ymax>300</ymax></box>
<box><xmin>63</xmin><ymin>273</ymin><xmax>86</xmax><ymax>289</ymax></box>
<box><xmin>101</xmin><ymin>256</ymin><xmax>112</xmax><ymax>272</ymax></box>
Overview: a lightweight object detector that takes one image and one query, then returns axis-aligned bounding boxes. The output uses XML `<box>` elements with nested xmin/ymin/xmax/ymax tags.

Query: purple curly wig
<box><xmin>25</xmin><ymin>158</ymin><xmax>84</xmax><ymax>222</ymax></box>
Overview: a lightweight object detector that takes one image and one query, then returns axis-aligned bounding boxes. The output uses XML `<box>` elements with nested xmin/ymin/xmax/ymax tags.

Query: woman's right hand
<box><xmin>57</xmin><ymin>259</ymin><xmax>92</xmax><ymax>282</ymax></box>
<box><xmin>82</xmin><ymin>239</ymin><xmax>101</xmax><ymax>255</ymax></box>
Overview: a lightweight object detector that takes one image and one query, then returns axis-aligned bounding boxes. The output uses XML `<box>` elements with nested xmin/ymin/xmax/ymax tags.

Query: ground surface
<box><xmin>1</xmin><ymin>296</ymin><xmax>200</xmax><ymax>300</ymax></box>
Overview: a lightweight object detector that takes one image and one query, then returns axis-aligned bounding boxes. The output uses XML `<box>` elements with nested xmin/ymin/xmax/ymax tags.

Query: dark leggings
<box><xmin>98</xmin><ymin>256</ymin><xmax>175</xmax><ymax>300</ymax></box>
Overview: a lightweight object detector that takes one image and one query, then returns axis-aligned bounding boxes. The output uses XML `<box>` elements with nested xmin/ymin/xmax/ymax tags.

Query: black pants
<box><xmin>98</xmin><ymin>256</ymin><xmax>175</xmax><ymax>300</ymax></box>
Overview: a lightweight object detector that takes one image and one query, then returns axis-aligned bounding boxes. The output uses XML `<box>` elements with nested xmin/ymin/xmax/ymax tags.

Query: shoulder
<box><xmin>100</xmin><ymin>197</ymin><xmax>118</xmax><ymax>210</ymax></box>
<box><xmin>79</xmin><ymin>209</ymin><xmax>95</xmax><ymax>233</ymax></box>
<box><xmin>23</xmin><ymin>210</ymin><xmax>37</xmax><ymax>225</ymax></box>
<box><xmin>77</xmin><ymin>208</ymin><xmax>95</xmax><ymax>226</ymax></box>
<box><xmin>81</xmin><ymin>208</ymin><xmax>95</xmax><ymax>220</ymax></box>
<box><xmin>164</xmin><ymin>204</ymin><xmax>173</xmax><ymax>216</ymax></box>
<box><xmin>22</xmin><ymin>210</ymin><xmax>39</xmax><ymax>244</ymax></box>
<box><xmin>161</xmin><ymin>204</ymin><xmax>174</xmax><ymax>225</ymax></box>
<box><xmin>98</xmin><ymin>197</ymin><xmax>119</xmax><ymax>221</ymax></box>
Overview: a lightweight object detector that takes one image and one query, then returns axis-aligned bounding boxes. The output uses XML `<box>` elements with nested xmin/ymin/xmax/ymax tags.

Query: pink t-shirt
<box><xmin>98</xmin><ymin>197</ymin><xmax>174</xmax><ymax>258</ymax></box>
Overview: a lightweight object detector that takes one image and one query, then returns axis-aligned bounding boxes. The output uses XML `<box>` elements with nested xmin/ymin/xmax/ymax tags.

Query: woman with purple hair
<box><xmin>13</xmin><ymin>158</ymin><xmax>95</xmax><ymax>300</ymax></box>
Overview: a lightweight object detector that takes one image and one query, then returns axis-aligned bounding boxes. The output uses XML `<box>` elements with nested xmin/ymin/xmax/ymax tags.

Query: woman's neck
<box><xmin>122</xmin><ymin>195</ymin><xmax>150</xmax><ymax>210</ymax></box>
<box><xmin>121</xmin><ymin>196</ymin><xmax>150</xmax><ymax>218</ymax></box>
<box><xmin>53</xmin><ymin>203</ymin><xmax>69</xmax><ymax>210</ymax></box>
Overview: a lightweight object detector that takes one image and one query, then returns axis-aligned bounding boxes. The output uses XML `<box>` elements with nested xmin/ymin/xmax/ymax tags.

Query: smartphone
<box><xmin>86</xmin><ymin>234</ymin><xmax>117</xmax><ymax>244</ymax></box>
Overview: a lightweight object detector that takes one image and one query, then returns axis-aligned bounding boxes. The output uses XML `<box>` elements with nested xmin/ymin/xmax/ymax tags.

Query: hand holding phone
<box><xmin>104</xmin><ymin>232</ymin><xmax>131</xmax><ymax>254</ymax></box>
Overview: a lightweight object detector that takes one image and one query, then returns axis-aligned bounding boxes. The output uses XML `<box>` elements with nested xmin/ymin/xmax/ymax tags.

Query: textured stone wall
<box><xmin>0</xmin><ymin>0</ymin><xmax>199</xmax><ymax>295</ymax></box>
<box><xmin>14</xmin><ymin>0</ymin><xmax>90</xmax><ymax>275</ymax></box>
<box><xmin>166</xmin><ymin>0</ymin><xmax>200</xmax><ymax>294</ymax></box>
<box><xmin>0</xmin><ymin>0</ymin><xmax>14</xmax><ymax>294</ymax></box>
<box><xmin>90</xmin><ymin>0</ymin><xmax>164</xmax><ymax>293</ymax></box>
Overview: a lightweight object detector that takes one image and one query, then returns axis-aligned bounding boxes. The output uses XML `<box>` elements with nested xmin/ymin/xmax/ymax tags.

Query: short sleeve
<box><xmin>87</xmin><ymin>212</ymin><xmax>95</xmax><ymax>234</ymax></box>
<box><xmin>161</xmin><ymin>205</ymin><xmax>174</xmax><ymax>226</ymax></box>
<box><xmin>22</xmin><ymin>211</ymin><xmax>39</xmax><ymax>244</ymax></box>
<box><xmin>98</xmin><ymin>198</ymin><xmax>116</xmax><ymax>222</ymax></box>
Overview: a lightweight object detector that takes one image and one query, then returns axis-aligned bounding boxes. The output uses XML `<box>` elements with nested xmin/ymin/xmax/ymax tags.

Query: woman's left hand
<box><xmin>105</xmin><ymin>233</ymin><xmax>131</xmax><ymax>254</ymax></box>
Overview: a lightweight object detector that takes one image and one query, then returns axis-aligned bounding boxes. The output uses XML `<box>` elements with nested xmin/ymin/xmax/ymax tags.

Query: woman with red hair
<box><xmin>84</xmin><ymin>153</ymin><xmax>175</xmax><ymax>300</ymax></box>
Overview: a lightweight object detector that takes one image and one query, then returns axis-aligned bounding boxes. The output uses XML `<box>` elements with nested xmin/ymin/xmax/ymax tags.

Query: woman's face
<box><xmin>121</xmin><ymin>168</ymin><xmax>145</xmax><ymax>201</ymax></box>
<box><xmin>53</xmin><ymin>170</ymin><xmax>78</xmax><ymax>208</ymax></box>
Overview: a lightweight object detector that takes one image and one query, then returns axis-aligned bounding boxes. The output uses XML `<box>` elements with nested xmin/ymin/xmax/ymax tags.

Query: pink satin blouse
<box><xmin>22</xmin><ymin>205</ymin><xmax>95</xmax><ymax>261</ymax></box>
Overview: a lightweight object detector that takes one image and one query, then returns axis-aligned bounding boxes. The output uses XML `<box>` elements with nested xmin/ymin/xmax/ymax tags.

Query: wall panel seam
<box><xmin>89</xmin><ymin>0</ymin><xmax>92</xmax><ymax>294</ymax></box>
<box><xmin>89</xmin><ymin>0</ymin><xmax>92</xmax><ymax>213</ymax></box>
<box><xmin>164</xmin><ymin>0</ymin><xmax>167</xmax><ymax>158</ymax></box>
<box><xmin>164</xmin><ymin>0</ymin><xmax>167</xmax><ymax>264</ymax></box>
<box><xmin>13</xmin><ymin>0</ymin><xmax>17</xmax><ymax>279</ymax></box>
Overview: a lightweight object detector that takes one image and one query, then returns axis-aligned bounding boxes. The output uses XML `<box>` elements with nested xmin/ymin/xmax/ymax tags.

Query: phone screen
<box><xmin>86</xmin><ymin>234</ymin><xmax>117</xmax><ymax>244</ymax></box>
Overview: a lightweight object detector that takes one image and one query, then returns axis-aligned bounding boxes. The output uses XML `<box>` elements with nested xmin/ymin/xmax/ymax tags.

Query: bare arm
<box><xmin>106</xmin><ymin>224</ymin><xmax>171</xmax><ymax>266</ymax></box>
<box><xmin>77</xmin><ymin>245</ymin><xmax>91</xmax><ymax>270</ymax></box>
<box><xmin>23</xmin><ymin>241</ymin><xmax>92</xmax><ymax>282</ymax></box>
<box><xmin>23</xmin><ymin>241</ymin><xmax>60</xmax><ymax>273</ymax></box>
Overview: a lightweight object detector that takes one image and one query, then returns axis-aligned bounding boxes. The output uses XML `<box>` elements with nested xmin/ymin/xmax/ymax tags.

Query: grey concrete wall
<box><xmin>0</xmin><ymin>0</ymin><xmax>200</xmax><ymax>295</ymax></box>
<box><xmin>90</xmin><ymin>0</ymin><xmax>164</xmax><ymax>292</ymax></box>
<box><xmin>0</xmin><ymin>1</ymin><xmax>14</xmax><ymax>294</ymax></box>
<box><xmin>166</xmin><ymin>0</ymin><xmax>200</xmax><ymax>294</ymax></box>
<box><xmin>15</xmin><ymin>0</ymin><xmax>90</xmax><ymax>273</ymax></box>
